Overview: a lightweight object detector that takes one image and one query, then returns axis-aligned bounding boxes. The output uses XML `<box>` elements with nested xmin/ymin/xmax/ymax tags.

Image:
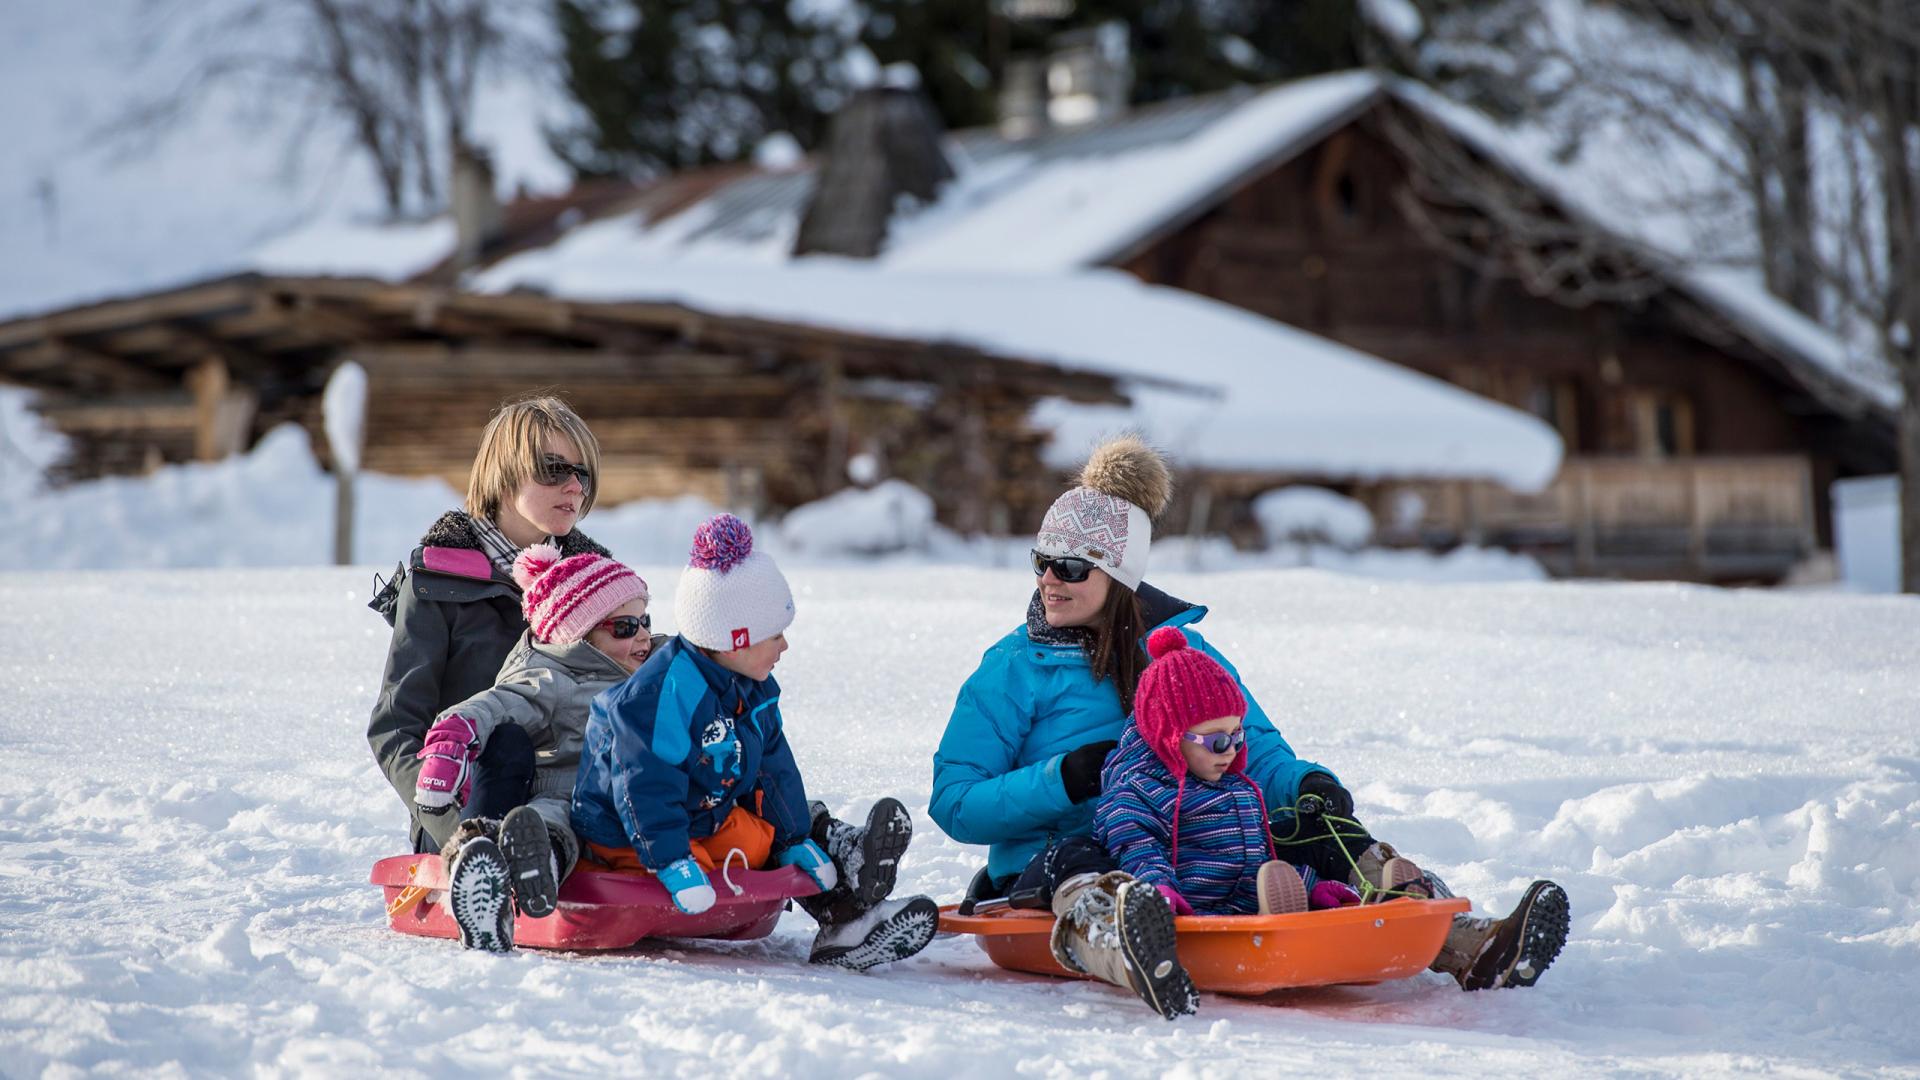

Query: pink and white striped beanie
<box><xmin>513</xmin><ymin>543</ymin><xmax>649</xmax><ymax>645</ymax></box>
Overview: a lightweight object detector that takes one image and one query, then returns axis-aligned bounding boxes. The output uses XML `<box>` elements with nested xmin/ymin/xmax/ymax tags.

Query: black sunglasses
<box><xmin>1031</xmin><ymin>549</ymin><xmax>1097</xmax><ymax>584</ymax></box>
<box><xmin>600</xmin><ymin>614</ymin><xmax>652</xmax><ymax>639</ymax></box>
<box><xmin>534</xmin><ymin>456</ymin><xmax>593</xmax><ymax>490</ymax></box>
<box><xmin>1181</xmin><ymin>728</ymin><xmax>1246</xmax><ymax>755</ymax></box>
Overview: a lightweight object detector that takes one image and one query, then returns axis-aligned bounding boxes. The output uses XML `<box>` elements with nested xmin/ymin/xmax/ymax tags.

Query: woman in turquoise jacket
<box><xmin>933</xmin><ymin>584</ymin><xmax>1327</xmax><ymax>886</ymax></box>
<box><xmin>931</xmin><ymin>439</ymin><xmax>1569</xmax><ymax>1018</ymax></box>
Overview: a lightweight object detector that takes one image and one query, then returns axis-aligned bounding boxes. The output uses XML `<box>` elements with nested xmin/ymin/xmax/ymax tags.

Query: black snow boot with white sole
<box><xmin>1435</xmin><ymin>879</ymin><xmax>1570</xmax><ymax>990</ymax></box>
<box><xmin>812</xmin><ymin>797</ymin><xmax>914</xmax><ymax>908</ymax></box>
<box><xmin>499</xmin><ymin>806</ymin><xmax>559</xmax><ymax>919</ymax></box>
<box><xmin>806</xmin><ymin>895</ymin><xmax>940</xmax><ymax>972</ymax></box>
<box><xmin>446</xmin><ymin>835</ymin><xmax>515</xmax><ymax>953</ymax></box>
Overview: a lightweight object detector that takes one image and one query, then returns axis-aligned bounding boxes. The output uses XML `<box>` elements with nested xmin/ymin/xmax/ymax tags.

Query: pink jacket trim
<box><xmin>421</xmin><ymin>546</ymin><xmax>494</xmax><ymax>581</ymax></box>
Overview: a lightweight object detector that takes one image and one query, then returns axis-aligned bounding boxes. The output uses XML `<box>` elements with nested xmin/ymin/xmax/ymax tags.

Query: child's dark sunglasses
<box><xmin>534</xmin><ymin>457</ymin><xmax>593</xmax><ymax>490</ymax></box>
<box><xmin>1030</xmin><ymin>549</ymin><xmax>1097</xmax><ymax>583</ymax></box>
<box><xmin>1180</xmin><ymin>728</ymin><xmax>1246</xmax><ymax>755</ymax></box>
<box><xmin>599</xmin><ymin>614</ymin><xmax>652</xmax><ymax>639</ymax></box>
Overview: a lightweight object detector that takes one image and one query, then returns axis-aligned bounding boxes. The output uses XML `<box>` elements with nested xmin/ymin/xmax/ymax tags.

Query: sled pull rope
<box><xmin>720</xmin><ymin>847</ymin><xmax>749</xmax><ymax>897</ymax></box>
<box><xmin>1271</xmin><ymin>796</ymin><xmax>1426</xmax><ymax>904</ymax></box>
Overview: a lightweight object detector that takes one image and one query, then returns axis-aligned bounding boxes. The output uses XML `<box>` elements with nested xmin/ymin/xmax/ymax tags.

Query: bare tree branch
<box><xmin>100</xmin><ymin>0</ymin><xmax>542</xmax><ymax>216</ymax></box>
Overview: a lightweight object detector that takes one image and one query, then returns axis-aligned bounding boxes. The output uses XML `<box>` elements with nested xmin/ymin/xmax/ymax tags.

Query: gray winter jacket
<box><xmin>366</xmin><ymin>511</ymin><xmax>611</xmax><ymax>852</ymax></box>
<box><xmin>438</xmin><ymin>631</ymin><xmax>651</xmax><ymax>877</ymax></box>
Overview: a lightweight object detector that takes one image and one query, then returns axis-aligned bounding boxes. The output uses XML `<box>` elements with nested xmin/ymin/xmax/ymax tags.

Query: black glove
<box><xmin>1059</xmin><ymin>740</ymin><xmax>1119</xmax><ymax>804</ymax></box>
<box><xmin>1296</xmin><ymin>772</ymin><xmax>1354</xmax><ymax>819</ymax></box>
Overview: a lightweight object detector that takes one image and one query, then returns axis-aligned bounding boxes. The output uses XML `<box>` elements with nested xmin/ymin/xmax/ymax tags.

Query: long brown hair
<box><xmin>1088</xmin><ymin>581</ymin><xmax>1149</xmax><ymax>714</ymax></box>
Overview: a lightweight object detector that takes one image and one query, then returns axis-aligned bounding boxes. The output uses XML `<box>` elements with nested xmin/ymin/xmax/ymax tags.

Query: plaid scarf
<box><xmin>470</xmin><ymin>515</ymin><xmax>547</xmax><ymax>579</ymax></box>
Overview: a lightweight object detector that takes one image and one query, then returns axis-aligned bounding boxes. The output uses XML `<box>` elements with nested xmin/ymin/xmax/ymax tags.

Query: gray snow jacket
<box><xmin>366</xmin><ymin>510</ymin><xmax>610</xmax><ymax>852</ymax></box>
<box><xmin>437</xmin><ymin>630</ymin><xmax>656</xmax><ymax>876</ymax></box>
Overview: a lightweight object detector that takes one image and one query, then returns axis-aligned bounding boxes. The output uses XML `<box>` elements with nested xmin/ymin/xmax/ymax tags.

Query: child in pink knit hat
<box><xmin>1093</xmin><ymin>626</ymin><xmax>1363</xmax><ymax>917</ymax></box>
<box><xmin>413</xmin><ymin>543</ymin><xmax>660</xmax><ymax>952</ymax></box>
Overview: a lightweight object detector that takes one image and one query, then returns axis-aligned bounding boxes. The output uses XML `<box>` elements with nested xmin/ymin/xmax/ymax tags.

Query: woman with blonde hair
<box><xmin>367</xmin><ymin>396</ymin><xmax>908</xmax><ymax>936</ymax></box>
<box><xmin>368</xmin><ymin>396</ymin><xmax>618</xmax><ymax>891</ymax></box>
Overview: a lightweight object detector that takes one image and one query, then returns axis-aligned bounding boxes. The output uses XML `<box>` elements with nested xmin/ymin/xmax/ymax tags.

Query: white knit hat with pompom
<box><xmin>1035</xmin><ymin>435</ymin><xmax>1173</xmax><ymax>592</ymax></box>
<box><xmin>673</xmin><ymin>514</ymin><xmax>795</xmax><ymax>651</ymax></box>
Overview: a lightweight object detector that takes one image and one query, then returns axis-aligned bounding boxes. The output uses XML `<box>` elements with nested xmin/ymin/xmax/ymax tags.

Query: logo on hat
<box><xmin>731</xmin><ymin>627</ymin><xmax>751</xmax><ymax>649</ymax></box>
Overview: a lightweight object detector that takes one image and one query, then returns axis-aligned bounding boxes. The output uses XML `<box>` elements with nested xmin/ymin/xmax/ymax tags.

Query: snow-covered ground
<box><xmin>3</xmin><ymin>564</ymin><xmax>1916</xmax><ymax>1076</ymax></box>
<box><xmin>0</xmin><ymin>410</ymin><xmax>1547</xmax><ymax>584</ymax></box>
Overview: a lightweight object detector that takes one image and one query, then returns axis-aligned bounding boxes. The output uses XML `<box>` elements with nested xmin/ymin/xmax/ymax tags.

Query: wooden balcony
<box><xmin>1370</xmin><ymin>456</ymin><xmax>1818</xmax><ymax>582</ymax></box>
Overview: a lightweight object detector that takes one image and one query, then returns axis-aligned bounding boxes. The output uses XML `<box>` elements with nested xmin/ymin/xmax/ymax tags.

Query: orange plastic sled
<box><xmin>938</xmin><ymin>897</ymin><xmax>1470</xmax><ymax>996</ymax></box>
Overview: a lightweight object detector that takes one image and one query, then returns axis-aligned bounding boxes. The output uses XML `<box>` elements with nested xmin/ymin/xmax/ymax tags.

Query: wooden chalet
<box><xmin>0</xmin><ymin>272</ymin><xmax>1129</xmax><ymax>532</ymax></box>
<box><xmin>587</xmin><ymin>72</ymin><xmax>1893</xmax><ymax>582</ymax></box>
<box><xmin>1105</xmin><ymin>90</ymin><xmax>1896</xmax><ymax>581</ymax></box>
<box><xmin>3</xmin><ymin>73</ymin><xmax>1894</xmax><ymax>583</ymax></box>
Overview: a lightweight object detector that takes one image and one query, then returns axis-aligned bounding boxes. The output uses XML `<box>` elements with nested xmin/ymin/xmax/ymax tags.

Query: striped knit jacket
<box><xmin>1092</xmin><ymin>727</ymin><xmax>1293</xmax><ymax>914</ymax></box>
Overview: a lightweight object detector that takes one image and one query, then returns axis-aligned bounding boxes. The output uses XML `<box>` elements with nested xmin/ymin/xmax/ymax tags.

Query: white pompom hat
<box><xmin>674</xmin><ymin>513</ymin><xmax>795</xmax><ymax>651</ymax></box>
<box><xmin>1035</xmin><ymin>435</ymin><xmax>1173</xmax><ymax>592</ymax></box>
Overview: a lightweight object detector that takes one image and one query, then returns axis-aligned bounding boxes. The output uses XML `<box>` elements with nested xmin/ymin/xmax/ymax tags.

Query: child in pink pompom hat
<box><xmin>413</xmin><ymin>543</ymin><xmax>661</xmax><ymax>952</ymax></box>
<box><xmin>1092</xmin><ymin>626</ymin><xmax>1360</xmax><ymax>917</ymax></box>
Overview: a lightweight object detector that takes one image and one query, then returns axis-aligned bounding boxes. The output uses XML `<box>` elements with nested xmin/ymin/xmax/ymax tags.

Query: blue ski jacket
<box><xmin>931</xmin><ymin>585</ymin><xmax>1333</xmax><ymax>883</ymax></box>
<box><xmin>571</xmin><ymin>635</ymin><xmax>811</xmax><ymax>870</ymax></box>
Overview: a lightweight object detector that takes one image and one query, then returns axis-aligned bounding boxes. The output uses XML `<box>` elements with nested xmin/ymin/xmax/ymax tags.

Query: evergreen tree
<box><xmin>551</xmin><ymin>0</ymin><xmax>1367</xmax><ymax>177</ymax></box>
<box><xmin>548</xmin><ymin>0</ymin><xmax>855</xmax><ymax>176</ymax></box>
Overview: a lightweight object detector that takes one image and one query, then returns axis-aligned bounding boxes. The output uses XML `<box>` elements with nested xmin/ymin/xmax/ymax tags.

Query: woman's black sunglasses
<box><xmin>600</xmin><ymin>614</ymin><xmax>652</xmax><ymax>639</ymax></box>
<box><xmin>1031</xmin><ymin>549</ymin><xmax>1097</xmax><ymax>584</ymax></box>
<box><xmin>534</xmin><ymin>456</ymin><xmax>593</xmax><ymax>490</ymax></box>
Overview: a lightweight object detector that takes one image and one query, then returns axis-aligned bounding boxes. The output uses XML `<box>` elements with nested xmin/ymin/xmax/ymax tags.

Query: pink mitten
<box><xmin>414</xmin><ymin>713</ymin><xmax>479</xmax><ymax>813</ymax></box>
<box><xmin>1310</xmin><ymin>880</ymin><xmax>1361</xmax><ymax>909</ymax></box>
<box><xmin>1156</xmin><ymin>884</ymin><xmax>1194</xmax><ymax>916</ymax></box>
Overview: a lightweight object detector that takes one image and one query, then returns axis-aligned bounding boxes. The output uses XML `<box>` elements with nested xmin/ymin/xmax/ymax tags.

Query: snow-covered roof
<box><xmin>534</xmin><ymin>68</ymin><xmax>1889</xmax><ymax>417</ymax></box>
<box><xmin>519</xmin><ymin>72</ymin><xmax>1383</xmax><ymax>273</ymax></box>
<box><xmin>250</xmin><ymin>218</ymin><xmax>458</xmax><ymax>281</ymax></box>
<box><xmin>1386</xmin><ymin>80</ymin><xmax>1899</xmax><ymax>413</ymax></box>
<box><xmin>472</xmin><ymin>255</ymin><xmax>1562</xmax><ymax>490</ymax></box>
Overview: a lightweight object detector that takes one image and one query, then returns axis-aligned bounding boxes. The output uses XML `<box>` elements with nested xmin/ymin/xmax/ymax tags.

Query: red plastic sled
<box><xmin>939</xmin><ymin>897</ymin><xmax>1471</xmax><ymax>996</ymax></box>
<box><xmin>371</xmin><ymin>854</ymin><xmax>820</xmax><ymax>951</ymax></box>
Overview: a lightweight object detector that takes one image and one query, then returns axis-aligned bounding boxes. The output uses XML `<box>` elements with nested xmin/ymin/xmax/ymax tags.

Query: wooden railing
<box><xmin>1370</xmin><ymin>456</ymin><xmax>1817</xmax><ymax>581</ymax></box>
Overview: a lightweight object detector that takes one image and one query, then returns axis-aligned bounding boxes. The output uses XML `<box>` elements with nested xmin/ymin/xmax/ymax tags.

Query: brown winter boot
<box><xmin>1048</xmin><ymin>872</ymin><xmax>1199</xmax><ymax>1020</ymax></box>
<box><xmin>1350</xmin><ymin>841</ymin><xmax>1430</xmax><ymax>903</ymax></box>
<box><xmin>1256</xmin><ymin>860</ymin><xmax>1310</xmax><ymax>915</ymax></box>
<box><xmin>1430</xmin><ymin>880</ymin><xmax>1570</xmax><ymax>990</ymax></box>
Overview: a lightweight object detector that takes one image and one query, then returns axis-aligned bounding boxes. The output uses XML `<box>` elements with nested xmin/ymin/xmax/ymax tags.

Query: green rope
<box><xmin>1270</xmin><ymin>798</ymin><xmax>1427</xmax><ymax>904</ymax></box>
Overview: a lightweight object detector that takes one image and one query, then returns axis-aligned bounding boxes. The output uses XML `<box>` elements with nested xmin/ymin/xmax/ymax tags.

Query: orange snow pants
<box><xmin>586</xmin><ymin>805</ymin><xmax>777</xmax><ymax>875</ymax></box>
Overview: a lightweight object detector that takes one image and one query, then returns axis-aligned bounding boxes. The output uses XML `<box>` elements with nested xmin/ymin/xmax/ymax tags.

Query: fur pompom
<box><xmin>689</xmin><ymin>513</ymin><xmax>754</xmax><ymax>571</ymax></box>
<box><xmin>512</xmin><ymin>542</ymin><xmax>563</xmax><ymax>590</ymax></box>
<box><xmin>1077</xmin><ymin>434</ymin><xmax>1172</xmax><ymax>518</ymax></box>
<box><xmin>1146</xmin><ymin>625</ymin><xmax>1190</xmax><ymax>661</ymax></box>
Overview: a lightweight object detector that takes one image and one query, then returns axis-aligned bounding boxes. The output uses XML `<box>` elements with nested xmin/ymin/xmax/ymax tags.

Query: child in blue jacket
<box><xmin>571</xmin><ymin>514</ymin><xmax>938</xmax><ymax>971</ymax></box>
<box><xmin>1094</xmin><ymin>627</ymin><xmax>1363</xmax><ymax>917</ymax></box>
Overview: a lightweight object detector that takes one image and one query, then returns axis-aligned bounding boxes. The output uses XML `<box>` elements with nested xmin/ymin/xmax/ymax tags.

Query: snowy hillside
<box><xmin>2</xmin><ymin>567</ymin><xmax>1915</xmax><ymax>1075</ymax></box>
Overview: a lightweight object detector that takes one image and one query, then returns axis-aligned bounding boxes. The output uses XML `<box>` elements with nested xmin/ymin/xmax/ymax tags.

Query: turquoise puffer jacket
<box><xmin>931</xmin><ymin>585</ymin><xmax>1333</xmax><ymax>882</ymax></box>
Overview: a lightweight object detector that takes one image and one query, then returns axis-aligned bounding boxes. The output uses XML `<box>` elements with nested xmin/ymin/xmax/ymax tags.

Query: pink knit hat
<box><xmin>1133</xmin><ymin>626</ymin><xmax>1249</xmax><ymax>777</ymax></box>
<box><xmin>513</xmin><ymin>543</ymin><xmax>649</xmax><ymax>645</ymax></box>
